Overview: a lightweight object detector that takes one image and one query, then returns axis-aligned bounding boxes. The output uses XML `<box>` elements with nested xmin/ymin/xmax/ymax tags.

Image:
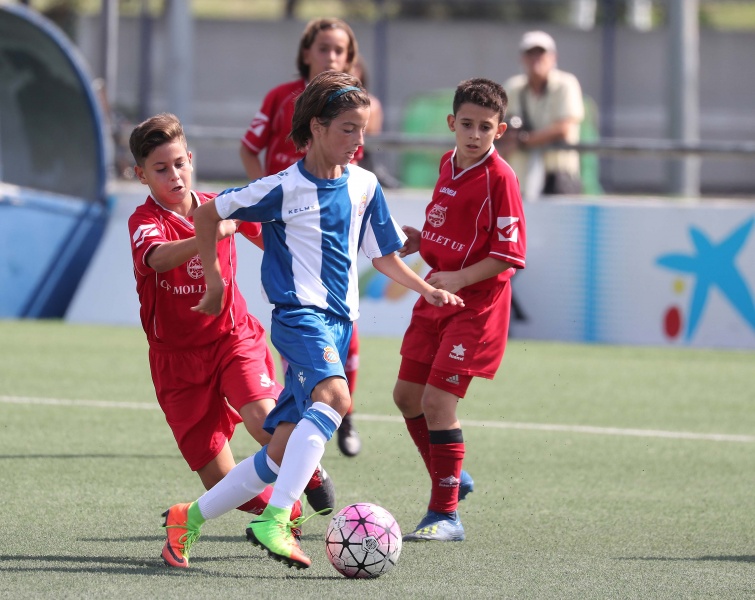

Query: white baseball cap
<box><xmin>519</xmin><ymin>30</ymin><xmax>556</xmax><ymax>53</ymax></box>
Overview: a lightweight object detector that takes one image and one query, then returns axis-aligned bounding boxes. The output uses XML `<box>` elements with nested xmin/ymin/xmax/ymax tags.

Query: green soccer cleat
<box><xmin>246</xmin><ymin>506</ymin><xmax>312</xmax><ymax>569</ymax></box>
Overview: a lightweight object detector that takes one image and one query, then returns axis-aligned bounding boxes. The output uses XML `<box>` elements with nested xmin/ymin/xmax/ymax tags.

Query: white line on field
<box><xmin>0</xmin><ymin>395</ymin><xmax>157</xmax><ymax>410</ymax></box>
<box><xmin>2</xmin><ymin>395</ymin><xmax>753</xmax><ymax>443</ymax></box>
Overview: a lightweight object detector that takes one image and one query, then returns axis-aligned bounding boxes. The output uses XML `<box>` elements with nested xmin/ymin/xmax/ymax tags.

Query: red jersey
<box><xmin>420</xmin><ymin>147</ymin><xmax>526</xmax><ymax>292</ymax></box>
<box><xmin>128</xmin><ymin>191</ymin><xmax>262</xmax><ymax>349</ymax></box>
<box><xmin>241</xmin><ymin>78</ymin><xmax>363</xmax><ymax>176</ymax></box>
<box><xmin>241</xmin><ymin>79</ymin><xmax>306</xmax><ymax>176</ymax></box>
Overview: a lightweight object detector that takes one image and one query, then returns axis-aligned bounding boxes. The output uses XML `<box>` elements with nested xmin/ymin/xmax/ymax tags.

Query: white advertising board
<box><xmin>67</xmin><ymin>187</ymin><xmax>755</xmax><ymax>349</ymax></box>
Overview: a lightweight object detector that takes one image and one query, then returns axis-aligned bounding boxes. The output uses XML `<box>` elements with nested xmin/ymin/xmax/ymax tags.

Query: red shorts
<box><xmin>344</xmin><ymin>321</ymin><xmax>359</xmax><ymax>394</ymax></box>
<box><xmin>398</xmin><ymin>358</ymin><xmax>474</xmax><ymax>397</ymax></box>
<box><xmin>399</xmin><ymin>282</ymin><xmax>512</xmax><ymax>384</ymax></box>
<box><xmin>149</xmin><ymin>314</ymin><xmax>282</xmax><ymax>471</ymax></box>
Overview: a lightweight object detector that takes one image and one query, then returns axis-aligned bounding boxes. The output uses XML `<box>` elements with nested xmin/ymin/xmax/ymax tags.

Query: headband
<box><xmin>326</xmin><ymin>86</ymin><xmax>361</xmax><ymax>104</ymax></box>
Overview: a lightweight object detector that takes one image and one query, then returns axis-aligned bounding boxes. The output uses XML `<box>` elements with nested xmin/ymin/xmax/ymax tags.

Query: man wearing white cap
<box><xmin>501</xmin><ymin>31</ymin><xmax>584</xmax><ymax>199</ymax></box>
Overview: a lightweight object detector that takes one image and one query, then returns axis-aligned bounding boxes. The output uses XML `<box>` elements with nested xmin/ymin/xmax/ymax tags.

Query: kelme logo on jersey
<box><xmin>358</xmin><ymin>193</ymin><xmax>367</xmax><ymax>216</ymax></box>
<box><xmin>428</xmin><ymin>204</ymin><xmax>447</xmax><ymax>227</ymax></box>
<box><xmin>497</xmin><ymin>216</ymin><xmax>520</xmax><ymax>242</ymax></box>
<box><xmin>322</xmin><ymin>346</ymin><xmax>340</xmax><ymax>364</ymax></box>
<box><xmin>187</xmin><ymin>256</ymin><xmax>204</xmax><ymax>279</ymax></box>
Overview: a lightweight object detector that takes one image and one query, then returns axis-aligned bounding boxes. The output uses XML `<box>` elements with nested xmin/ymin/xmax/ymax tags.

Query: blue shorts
<box><xmin>263</xmin><ymin>306</ymin><xmax>352</xmax><ymax>433</ymax></box>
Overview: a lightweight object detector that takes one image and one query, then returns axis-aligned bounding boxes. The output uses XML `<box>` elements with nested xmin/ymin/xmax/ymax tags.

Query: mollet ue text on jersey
<box><xmin>421</xmin><ymin>230</ymin><xmax>466</xmax><ymax>252</ymax></box>
<box><xmin>160</xmin><ymin>278</ymin><xmax>230</xmax><ymax>295</ymax></box>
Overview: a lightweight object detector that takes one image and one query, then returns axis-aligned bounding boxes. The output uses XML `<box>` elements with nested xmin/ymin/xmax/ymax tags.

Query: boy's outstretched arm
<box><xmin>145</xmin><ymin>220</ymin><xmax>239</xmax><ymax>273</ymax></box>
<box><xmin>191</xmin><ymin>200</ymin><xmax>226</xmax><ymax>316</ymax></box>
<box><xmin>427</xmin><ymin>257</ymin><xmax>515</xmax><ymax>295</ymax></box>
<box><xmin>372</xmin><ymin>253</ymin><xmax>464</xmax><ymax>308</ymax></box>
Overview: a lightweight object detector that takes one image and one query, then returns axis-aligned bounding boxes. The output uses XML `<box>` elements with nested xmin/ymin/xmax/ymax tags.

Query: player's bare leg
<box><xmin>248</xmin><ymin>378</ymin><xmax>347</xmax><ymax>567</ymax></box>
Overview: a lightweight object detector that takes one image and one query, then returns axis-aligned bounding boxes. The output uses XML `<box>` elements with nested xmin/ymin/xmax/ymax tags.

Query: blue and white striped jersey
<box><xmin>215</xmin><ymin>161</ymin><xmax>405</xmax><ymax>321</ymax></box>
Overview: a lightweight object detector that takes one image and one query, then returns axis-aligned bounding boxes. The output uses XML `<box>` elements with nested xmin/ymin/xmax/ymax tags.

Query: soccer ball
<box><xmin>325</xmin><ymin>502</ymin><xmax>402</xmax><ymax>578</ymax></box>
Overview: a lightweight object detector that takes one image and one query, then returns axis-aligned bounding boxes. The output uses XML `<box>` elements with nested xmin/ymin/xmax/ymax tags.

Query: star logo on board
<box><xmin>449</xmin><ymin>343</ymin><xmax>466</xmax><ymax>361</ymax></box>
<box><xmin>656</xmin><ymin>217</ymin><xmax>755</xmax><ymax>340</ymax></box>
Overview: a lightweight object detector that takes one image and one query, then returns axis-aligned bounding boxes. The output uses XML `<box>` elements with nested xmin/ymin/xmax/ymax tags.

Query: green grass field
<box><xmin>1</xmin><ymin>319</ymin><xmax>754</xmax><ymax>599</ymax></box>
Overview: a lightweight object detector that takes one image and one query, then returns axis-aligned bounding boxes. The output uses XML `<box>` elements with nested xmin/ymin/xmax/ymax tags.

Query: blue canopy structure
<box><xmin>0</xmin><ymin>4</ymin><xmax>111</xmax><ymax>318</ymax></box>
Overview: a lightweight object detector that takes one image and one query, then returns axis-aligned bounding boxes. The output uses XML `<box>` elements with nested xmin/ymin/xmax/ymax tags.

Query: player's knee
<box><xmin>421</xmin><ymin>390</ymin><xmax>457</xmax><ymax>424</ymax></box>
<box><xmin>393</xmin><ymin>382</ymin><xmax>421</xmax><ymax>416</ymax></box>
<box><xmin>312</xmin><ymin>376</ymin><xmax>351</xmax><ymax>416</ymax></box>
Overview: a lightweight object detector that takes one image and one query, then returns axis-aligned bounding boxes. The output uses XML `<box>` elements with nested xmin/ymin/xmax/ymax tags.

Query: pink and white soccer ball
<box><xmin>325</xmin><ymin>502</ymin><xmax>402</xmax><ymax>578</ymax></box>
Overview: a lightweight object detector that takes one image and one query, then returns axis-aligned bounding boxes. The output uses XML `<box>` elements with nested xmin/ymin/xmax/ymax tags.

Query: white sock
<box><xmin>269</xmin><ymin>419</ymin><xmax>328</xmax><ymax>510</ymax></box>
<box><xmin>196</xmin><ymin>454</ymin><xmax>267</xmax><ymax>520</ymax></box>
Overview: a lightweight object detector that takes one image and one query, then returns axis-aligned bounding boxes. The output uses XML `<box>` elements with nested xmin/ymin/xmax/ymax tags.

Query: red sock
<box><xmin>428</xmin><ymin>429</ymin><xmax>465</xmax><ymax>514</ymax></box>
<box><xmin>236</xmin><ymin>484</ymin><xmax>272</xmax><ymax>515</ymax></box>
<box><xmin>345</xmin><ymin>325</ymin><xmax>359</xmax><ymax>402</ymax></box>
<box><xmin>404</xmin><ymin>415</ymin><xmax>432</xmax><ymax>475</ymax></box>
<box><xmin>345</xmin><ymin>369</ymin><xmax>357</xmax><ymax>403</ymax></box>
<box><xmin>236</xmin><ymin>485</ymin><xmax>302</xmax><ymax>520</ymax></box>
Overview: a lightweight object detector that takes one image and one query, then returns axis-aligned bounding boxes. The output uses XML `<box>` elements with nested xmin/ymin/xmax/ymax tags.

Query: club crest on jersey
<box><xmin>358</xmin><ymin>193</ymin><xmax>367</xmax><ymax>216</ymax></box>
<box><xmin>187</xmin><ymin>256</ymin><xmax>204</xmax><ymax>279</ymax></box>
<box><xmin>497</xmin><ymin>217</ymin><xmax>520</xmax><ymax>242</ymax></box>
<box><xmin>428</xmin><ymin>204</ymin><xmax>447</xmax><ymax>227</ymax></box>
<box><xmin>322</xmin><ymin>346</ymin><xmax>340</xmax><ymax>364</ymax></box>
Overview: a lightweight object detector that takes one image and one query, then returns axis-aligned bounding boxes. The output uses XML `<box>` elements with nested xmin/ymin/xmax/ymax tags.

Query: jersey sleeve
<box><xmin>240</xmin><ymin>88</ymin><xmax>278</xmax><ymax>155</ymax></box>
<box><xmin>489</xmin><ymin>167</ymin><xmax>527</xmax><ymax>269</ymax></box>
<box><xmin>360</xmin><ymin>183</ymin><xmax>406</xmax><ymax>259</ymax></box>
<box><xmin>214</xmin><ymin>174</ymin><xmax>284</xmax><ymax>223</ymax></box>
<box><xmin>128</xmin><ymin>207</ymin><xmax>167</xmax><ymax>276</ymax></box>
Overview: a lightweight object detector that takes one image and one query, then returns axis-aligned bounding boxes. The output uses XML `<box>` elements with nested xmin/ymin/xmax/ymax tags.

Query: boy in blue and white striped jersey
<box><xmin>160</xmin><ymin>70</ymin><xmax>464</xmax><ymax>570</ymax></box>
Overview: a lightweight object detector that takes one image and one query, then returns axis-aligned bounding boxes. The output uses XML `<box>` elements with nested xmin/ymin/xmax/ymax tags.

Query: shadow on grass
<box><xmin>0</xmin><ymin>554</ymin><xmax>340</xmax><ymax>579</ymax></box>
<box><xmin>617</xmin><ymin>555</ymin><xmax>755</xmax><ymax>563</ymax></box>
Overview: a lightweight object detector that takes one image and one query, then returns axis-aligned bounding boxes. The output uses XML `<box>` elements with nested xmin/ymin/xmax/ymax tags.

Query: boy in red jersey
<box><xmin>239</xmin><ymin>17</ymin><xmax>363</xmax><ymax>457</ymax></box>
<box><xmin>394</xmin><ymin>78</ymin><xmax>527</xmax><ymax>542</ymax></box>
<box><xmin>127</xmin><ymin>113</ymin><xmax>333</xmax><ymax>567</ymax></box>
